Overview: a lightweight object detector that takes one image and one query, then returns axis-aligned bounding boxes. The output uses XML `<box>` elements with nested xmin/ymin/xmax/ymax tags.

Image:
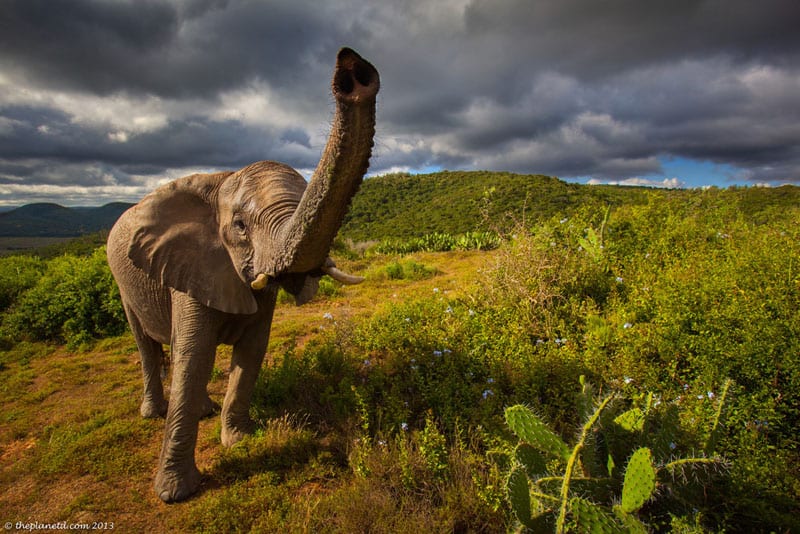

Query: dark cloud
<box><xmin>0</xmin><ymin>0</ymin><xmax>799</xmax><ymax>205</ymax></box>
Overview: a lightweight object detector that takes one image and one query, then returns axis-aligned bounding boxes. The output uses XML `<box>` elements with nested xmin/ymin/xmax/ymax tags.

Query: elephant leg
<box><xmin>154</xmin><ymin>293</ymin><xmax>219</xmax><ymax>503</ymax></box>
<box><xmin>126</xmin><ymin>306</ymin><xmax>168</xmax><ymax>419</ymax></box>
<box><xmin>221</xmin><ymin>289</ymin><xmax>277</xmax><ymax>447</ymax></box>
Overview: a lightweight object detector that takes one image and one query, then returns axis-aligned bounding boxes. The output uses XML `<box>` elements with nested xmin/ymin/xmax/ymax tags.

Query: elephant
<box><xmin>106</xmin><ymin>47</ymin><xmax>379</xmax><ymax>503</ymax></box>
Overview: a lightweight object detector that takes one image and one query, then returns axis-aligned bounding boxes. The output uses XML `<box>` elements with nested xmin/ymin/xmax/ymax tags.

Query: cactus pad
<box><xmin>621</xmin><ymin>447</ymin><xmax>656</xmax><ymax>513</ymax></box>
<box><xmin>505</xmin><ymin>405</ymin><xmax>570</xmax><ymax>461</ymax></box>
<box><xmin>570</xmin><ymin>497</ymin><xmax>622</xmax><ymax>533</ymax></box>
<box><xmin>507</xmin><ymin>465</ymin><xmax>532</xmax><ymax>527</ymax></box>
<box><xmin>614</xmin><ymin>407</ymin><xmax>645</xmax><ymax>432</ymax></box>
<box><xmin>516</xmin><ymin>443</ymin><xmax>548</xmax><ymax>478</ymax></box>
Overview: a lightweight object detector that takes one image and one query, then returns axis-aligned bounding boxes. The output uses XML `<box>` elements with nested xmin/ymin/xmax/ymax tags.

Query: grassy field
<box><xmin>0</xmin><ymin>251</ymin><xmax>493</xmax><ymax>532</ymax></box>
<box><xmin>1</xmin><ymin>185</ymin><xmax>799</xmax><ymax>532</ymax></box>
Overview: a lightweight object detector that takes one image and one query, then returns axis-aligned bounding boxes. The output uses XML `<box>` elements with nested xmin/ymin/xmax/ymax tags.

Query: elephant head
<box><xmin>126</xmin><ymin>48</ymin><xmax>379</xmax><ymax>314</ymax></box>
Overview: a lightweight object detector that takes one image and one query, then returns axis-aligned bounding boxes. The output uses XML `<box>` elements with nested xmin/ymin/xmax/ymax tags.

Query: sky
<box><xmin>1</xmin><ymin>0</ymin><xmax>799</xmax><ymax>206</ymax></box>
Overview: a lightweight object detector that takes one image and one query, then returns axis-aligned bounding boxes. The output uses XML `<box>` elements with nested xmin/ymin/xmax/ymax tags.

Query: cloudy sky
<box><xmin>1</xmin><ymin>0</ymin><xmax>799</xmax><ymax>206</ymax></box>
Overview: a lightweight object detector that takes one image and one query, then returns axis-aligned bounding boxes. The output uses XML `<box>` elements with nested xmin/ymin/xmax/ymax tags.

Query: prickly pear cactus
<box><xmin>570</xmin><ymin>497</ymin><xmax>622</xmax><ymax>533</ymax></box>
<box><xmin>505</xmin><ymin>405</ymin><xmax>571</xmax><ymax>461</ymax></box>
<box><xmin>507</xmin><ymin>466</ymin><xmax>532</xmax><ymax>527</ymax></box>
<box><xmin>621</xmin><ymin>447</ymin><xmax>656</xmax><ymax>513</ymax></box>
<box><xmin>515</xmin><ymin>443</ymin><xmax>548</xmax><ymax>478</ymax></box>
<box><xmin>614</xmin><ymin>407</ymin><xmax>645</xmax><ymax>432</ymax></box>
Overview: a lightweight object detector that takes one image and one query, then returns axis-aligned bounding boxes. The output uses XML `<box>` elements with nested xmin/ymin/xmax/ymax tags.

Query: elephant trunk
<box><xmin>273</xmin><ymin>47</ymin><xmax>379</xmax><ymax>274</ymax></box>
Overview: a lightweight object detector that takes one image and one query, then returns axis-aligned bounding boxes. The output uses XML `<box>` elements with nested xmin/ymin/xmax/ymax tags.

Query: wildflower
<box><xmin>405</xmin><ymin>317</ymin><xmax>411</xmax><ymax>323</ymax></box>
<box><xmin>363</xmin><ymin>359</ymin><xmax>371</xmax><ymax>367</ymax></box>
<box><xmin>433</xmin><ymin>287</ymin><xmax>439</xmax><ymax>293</ymax></box>
<box><xmin>401</xmin><ymin>422</ymin><xmax>408</xmax><ymax>431</ymax></box>
<box><xmin>443</xmin><ymin>349</ymin><xmax>452</xmax><ymax>354</ymax></box>
<box><xmin>445</xmin><ymin>306</ymin><xmax>453</xmax><ymax>314</ymax></box>
<box><xmin>468</xmin><ymin>309</ymin><xmax>475</xmax><ymax>316</ymax></box>
<box><xmin>323</xmin><ymin>312</ymin><xmax>334</xmax><ymax>320</ymax></box>
<box><xmin>487</xmin><ymin>377</ymin><xmax>495</xmax><ymax>384</ymax></box>
<box><xmin>560</xmin><ymin>218</ymin><xmax>569</xmax><ymax>224</ymax></box>
<box><xmin>615</xmin><ymin>276</ymin><xmax>624</xmax><ymax>283</ymax></box>
<box><xmin>536</xmin><ymin>339</ymin><xmax>545</xmax><ymax>345</ymax></box>
<box><xmin>433</xmin><ymin>350</ymin><xmax>442</xmax><ymax>357</ymax></box>
<box><xmin>623</xmin><ymin>322</ymin><xmax>633</xmax><ymax>329</ymax></box>
<box><xmin>482</xmin><ymin>389</ymin><xmax>494</xmax><ymax>399</ymax></box>
<box><xmin>697</xmin><ymin>394</ymin><xmax>705</xmax><ymax>400</ymax></box>
<box><xmin>669</xmin><ymin>442</ymin><xmax>677</xmax><ymax>450</ymax></box>
<box><xmin>624</xmin><ymin>376</ymin><xmax>633</xmax><ymax>385</ymax></box>
<box><xmin>707</xmin><ymin>391</ymin><xmax>715</xmax><ymax>400</ymax></box>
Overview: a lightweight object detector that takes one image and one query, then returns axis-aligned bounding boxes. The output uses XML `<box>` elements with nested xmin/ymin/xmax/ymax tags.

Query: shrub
<box><xmin>1</xmin><ymin>248</ymin><xmax>126</xmax><ymax>347</ymax></box>
<box><xmin>0</xmin><ymin>255</ymin><xmax>45</xmax><ymax>312</ymax></box>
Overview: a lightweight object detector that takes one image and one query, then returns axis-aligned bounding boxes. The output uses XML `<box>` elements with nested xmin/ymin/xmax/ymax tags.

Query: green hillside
<box><xmin>341</xmin><ymin>170</ymin><xmax>800</xmax><ymax>241</ymax></box>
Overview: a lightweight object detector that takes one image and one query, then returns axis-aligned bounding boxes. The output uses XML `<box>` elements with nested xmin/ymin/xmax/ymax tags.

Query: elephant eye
<box><xmin>233</xmin><ymin>218</ymin><xmax>247</xmax><ymax>233</ymax></box>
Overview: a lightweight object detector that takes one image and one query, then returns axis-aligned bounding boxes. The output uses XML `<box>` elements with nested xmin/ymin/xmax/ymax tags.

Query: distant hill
<box><xmin>340</xmin><ymin>171</ymin><xmax>657</xmax><ymax>240</ymax></box>
<box><xmin>0</xmin><ymin>202</ymin><xmax>133</xmax><ymax>237</ymax></box>
<box><xmin>341</xmin><ymin>170</ymin><xmax>800</xmax><ymax>241</ymax></box>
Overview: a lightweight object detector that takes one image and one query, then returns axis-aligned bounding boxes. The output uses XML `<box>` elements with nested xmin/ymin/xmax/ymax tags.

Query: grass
<box><xmin>0</xmin><ymin>250</ymin><xmax>492</xmax><ymax>532</ymax></box>
<box><xmin>1</xmin><ymin>199</ymin><xmax>799</xmax><ymax>531</ymax></box>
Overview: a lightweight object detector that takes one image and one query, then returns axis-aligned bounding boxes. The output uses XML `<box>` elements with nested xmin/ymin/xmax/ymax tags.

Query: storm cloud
<box><xmin>1</xmin><ymin>0</ymin><xmax>798</xmax><ymax>205</ymax></box>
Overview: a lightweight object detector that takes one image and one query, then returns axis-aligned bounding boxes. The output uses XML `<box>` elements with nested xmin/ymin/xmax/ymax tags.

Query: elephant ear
<box><xmin>128</xmin><ymin>172</ymin><xmax>258</xmax><ymax>315</ymax></box>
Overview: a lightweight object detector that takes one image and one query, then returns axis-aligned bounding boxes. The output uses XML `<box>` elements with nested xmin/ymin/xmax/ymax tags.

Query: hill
<box><xmin>341</xmin><ymin>171</ymin><xmax>800</xmax><ymax>240</ymax></box>
<box><xmin>0</xmin><ymin>202</ymin><xmax>132</xmax><ymax>237</ymax></box>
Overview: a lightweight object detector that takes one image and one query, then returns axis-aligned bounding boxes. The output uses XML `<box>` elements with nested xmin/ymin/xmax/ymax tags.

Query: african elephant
<box><xmin>106</xmin><ymin>47</ymin><xmax>379</xmax><ymax>503</ymax></box>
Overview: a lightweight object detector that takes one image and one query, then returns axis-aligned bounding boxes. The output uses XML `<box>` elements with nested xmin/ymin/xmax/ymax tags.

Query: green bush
<box><xmin>0</xmin><ymin>255</ymin><xmax>45</xmax><ymax>312</ymax></box>
<box><xmin>1</xmin><ymin>248</ymin><xmax>126</xmax><ymax>348</ymax></box>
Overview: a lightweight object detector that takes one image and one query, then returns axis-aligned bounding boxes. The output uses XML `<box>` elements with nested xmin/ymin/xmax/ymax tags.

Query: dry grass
<box><xmin>0</xmin><ymin>250</ymin><xmax>492</xmax><ymax>532</ymax></box>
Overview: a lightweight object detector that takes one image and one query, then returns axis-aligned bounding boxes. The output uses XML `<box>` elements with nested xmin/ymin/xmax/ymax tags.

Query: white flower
<box><xmin>624</xmin><ymin>376</ymin><xmax>633</xmax><ymax>384</ymax></box>
<box><xmin>323</xmin><ymin>312</ymin><xmax>334</xmax><ymax>320</ymax></box>
<box><xmin>623</xmin><ymin>322</ymin><xmax>633</xmax><ymax>329</ymax></box>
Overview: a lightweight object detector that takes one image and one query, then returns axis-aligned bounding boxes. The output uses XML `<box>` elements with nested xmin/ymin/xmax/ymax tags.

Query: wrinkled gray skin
<box><xmin>106</xmin><ymin>48</ymin><xmax>379</xmax><ymax>503</ymax></box>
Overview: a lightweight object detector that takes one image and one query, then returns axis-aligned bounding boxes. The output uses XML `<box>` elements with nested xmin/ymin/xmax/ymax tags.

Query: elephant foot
<box><xmin>140</xmin><ymin>398</ymin><xmax>168</xmax><ymax>419</ymax></box>
<box><xmin>155</xmin><ymin>464</ymin><xmax>202</xmax><ymax>503</ymax></box>
<box><xmin>201</xmin><ymin>394</ymin><xmax>220</xmax><ymax>418</ymax></box>
<box><xmin>221</xmin><ymin>417</ymin><xmax>255</xmax><ymax>448</ymax></box>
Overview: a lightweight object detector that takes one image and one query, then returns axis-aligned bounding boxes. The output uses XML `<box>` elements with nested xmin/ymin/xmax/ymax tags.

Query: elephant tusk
<box><xmin>322</xmin><ymin>265</ymin><xmax>365</xmax><ymax>285</ymax></box>
<box><xmin>250</xmin><ymin>273</ymin><xmax>269</xmax><ymax>290</ymax></box>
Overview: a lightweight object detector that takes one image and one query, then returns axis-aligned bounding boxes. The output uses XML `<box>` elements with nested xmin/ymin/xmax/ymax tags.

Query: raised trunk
<box><xmin>274</xmin><ymin>47</ymin><xmax>379</xmax><ymax>274</ymax></box>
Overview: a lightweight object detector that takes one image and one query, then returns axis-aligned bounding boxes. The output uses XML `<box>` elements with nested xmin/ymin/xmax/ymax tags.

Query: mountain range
<box><xmin>0</xmin><ymin>202</ymin><xmax>133</xmax><ymax>237</ymax></box>
<box><xmin>1</xmin><ymin>171</ymin><xmax>798</xmax><ymax>240</ymax></box>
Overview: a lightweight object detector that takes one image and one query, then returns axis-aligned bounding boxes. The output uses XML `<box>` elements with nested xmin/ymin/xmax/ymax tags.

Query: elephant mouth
<box><xmin>247</xmin><ymin>258</ymin><xmax>364</xmax><ymax>292</ymax></box>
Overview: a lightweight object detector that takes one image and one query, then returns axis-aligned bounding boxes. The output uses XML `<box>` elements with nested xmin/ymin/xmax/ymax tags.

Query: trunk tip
<box><xmin>333</xmin><ymin>47</ymin><xmax>379</xmax><ymax>102</ymax></box>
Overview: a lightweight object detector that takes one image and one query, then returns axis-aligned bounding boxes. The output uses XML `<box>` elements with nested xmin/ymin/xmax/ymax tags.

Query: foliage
<box><xmin>342</xmin><ymin>170</ymin><xmax>800</xmax><ymax>242</ymax></box>
<box><xmin>374</xmin><ymin>231</ymin><xmax>500</xmax><ymax>255</ymax></box>
<box><xmin>0</xmin><ymin>255</ymin><xmax>44</xmax><ymax>312</ymax></box>
<box><xmin>1</xmin><ymin>179</ymin><xmax>799</xmax><ymax>531</ymax></box>
<box><xmin>505</xmin><ymin>378</ymin><xmax>728</xmax><ymax>533</ymax></box>
<box><xmin>1</xmin><ymin>248</ymin><xmax>126</xmax><ymax>348</ymax></box>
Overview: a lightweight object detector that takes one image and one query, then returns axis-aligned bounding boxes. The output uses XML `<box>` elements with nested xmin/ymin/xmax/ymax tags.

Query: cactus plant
<box><xmin>505</xmin><ymin>405</ymin><xmax>570</xmax><ymax>462</ymax></box>
<box><xmin>621</xmin><ymin>447</ymin><xmax>657</xmax><ymax>513</ymax></box>
<box><xmin>504</xmin><ymin>377</ymin><xmax>729</xmax><ymax>533</ymax></box>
